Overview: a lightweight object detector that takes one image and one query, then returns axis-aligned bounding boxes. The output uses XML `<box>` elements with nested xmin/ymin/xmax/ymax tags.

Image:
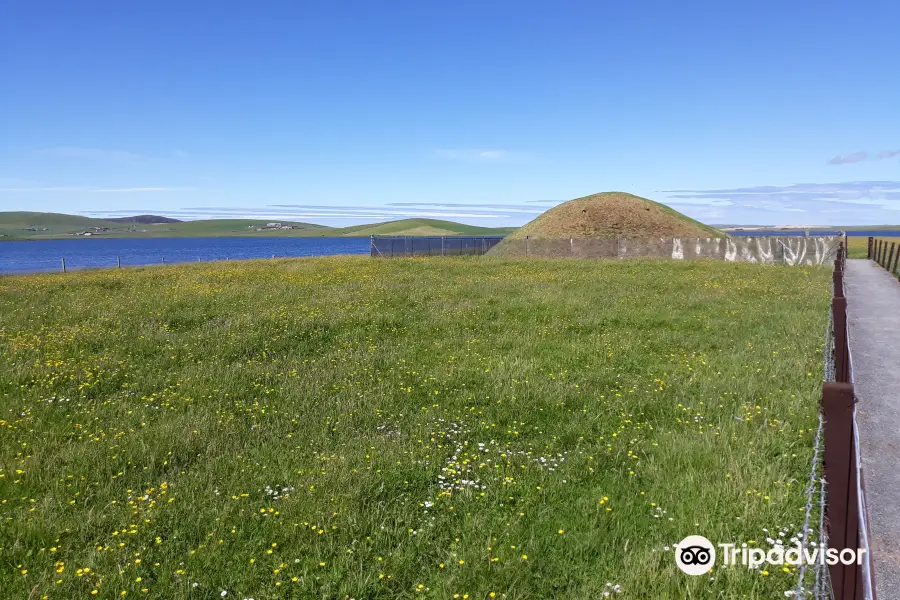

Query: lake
<box><xmin>0</xmin><ymin>237</ymin><xmax>371</xmax><ymax>274</ymax></box>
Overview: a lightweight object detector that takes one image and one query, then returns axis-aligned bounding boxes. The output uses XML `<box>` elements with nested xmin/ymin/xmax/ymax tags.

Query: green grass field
<box><xmin>0</xmin><ymin>257</ymin><xmax>831</xmax><ymax>599</ymax></box>
<box><xmin>845</xmin><ymin>235</ymin><xmax>897</xmax><ymax>259</ymax></box>
<box><xmin>846</xmin><ymin>236</ymin><xmax>871</xmax><ymax>259</ymax></box>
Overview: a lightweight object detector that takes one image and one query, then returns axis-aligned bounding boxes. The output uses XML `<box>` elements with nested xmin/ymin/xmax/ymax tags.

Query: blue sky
<box><xmin>1</xmin><ymin>0</ymin><xmax>898</xmax><ymax>226</ymax></box>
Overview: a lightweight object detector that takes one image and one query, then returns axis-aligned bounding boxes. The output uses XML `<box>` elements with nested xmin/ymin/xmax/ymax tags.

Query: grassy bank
<box><xmin>0</xmin><ymin>257</ymin><xmax>830</xmax><ymax>599</ymax></box>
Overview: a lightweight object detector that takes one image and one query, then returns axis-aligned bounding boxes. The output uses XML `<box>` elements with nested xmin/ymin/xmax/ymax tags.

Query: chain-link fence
<box><xmin>370</xmin><ymin>235</ymin><xmax>504</xmax><ymax>257</ymax></box>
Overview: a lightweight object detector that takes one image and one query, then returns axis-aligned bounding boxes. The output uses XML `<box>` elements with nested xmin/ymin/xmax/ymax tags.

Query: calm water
<box><xmin>0</xmin><ymin>237</ymin><xmax>371</xmax><ymax>274</ymax></box>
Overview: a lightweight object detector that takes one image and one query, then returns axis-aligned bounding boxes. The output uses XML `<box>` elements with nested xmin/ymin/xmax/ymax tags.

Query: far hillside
<box><xmin>0</xmin><ymin>212</ymin><xmax>124</xmax><ymax>239</ymax></box>
<box><xmin>0</xmin><ymin>212</ymin><xmax>516</xmax><ymax>240</ymax></box>
<box><xmin>0</xmin><ymin>212</ymin><xmax>325</xmax><ymax>240</ymax></box>
<box><xmin>106</xmin><ymin>215</ymin><xmax>182</xmax><ymax>224</ymax></box>
<box><xmin>328</xmin><ymin>218</ymin><xmax>516</xmax><ymax>237</ymax></box>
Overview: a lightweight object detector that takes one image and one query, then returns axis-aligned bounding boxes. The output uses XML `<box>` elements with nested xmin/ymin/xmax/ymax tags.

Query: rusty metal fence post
<box><xmin>822</xmin><ymin>382</ymin><xmax>860</xmax><ymax>597</ymax></box>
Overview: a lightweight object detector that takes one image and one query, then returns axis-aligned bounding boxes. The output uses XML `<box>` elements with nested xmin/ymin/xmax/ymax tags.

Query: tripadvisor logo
<box><xmin>674</xmin><ymin>535</ymin><xmax>867</xmax><ymax>575</ymax></box>
<box><xmin>675</xmin><ymin>535</ymin><xmax>716</xmax><ymax>575</ymax></box>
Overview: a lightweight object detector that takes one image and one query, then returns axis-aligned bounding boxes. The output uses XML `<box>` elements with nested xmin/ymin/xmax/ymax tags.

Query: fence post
<box><xmin>61</xmin><ymin>258</ymin><xmax>66</xmax><ymax>273</ymax></box>
<box><xmin>441</xmin><ymin>236</ymin><xmax>445</xmax><ymax>256</ymax></box>
<box><xmin>888</xmin><ymin>243</ymin><xmax>896</xmax><ymax>274</ymax></box>
<box><xmin>525</xmin><ymin>235</ymin><xmax>529</xmax><ymax>256</ymax></box>
<box><xmin>833</xmin><ymin>297</ymin><xmax>849</xmax><ymax>381</ymax></box>
<box><xmin>834</xmin><ymin>264</ymin><xmax>844</xmax><ymax>298</ymax></box>
<box><xmin>892</xmin><ymin>243</ymin><xmax>900</xmax><ymax>276</ymax></box>
<box><xmin>867</xmin><ymin>237</ymin><xmax>873</xmax><ymax>259</ymax></box>
<box><xmin>821</xmin><ymin>381</ymin><xmax>859</xmax><ymax>599</ymax></box>
<box><xmin>117</xmin><ymin>256</ymin><xmax>121</xmax><ymax>268</ymax></box>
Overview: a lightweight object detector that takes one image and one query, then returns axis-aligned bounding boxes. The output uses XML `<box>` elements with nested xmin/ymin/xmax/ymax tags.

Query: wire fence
<box><xmin>792</xmin><ymin>304</ymin><xmax>831</xmax><ymax>598</ymax></box>
<box><xmin>370</xmin><ymin>235</ymin><xmax>505</xmax><ymax>257</ymax></box>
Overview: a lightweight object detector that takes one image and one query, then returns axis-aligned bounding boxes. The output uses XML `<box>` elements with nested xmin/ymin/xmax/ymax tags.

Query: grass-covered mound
<box><xmin>489</xmin><ymin>192</ymin><xmax>722</xmax><ymax>256</ymax></box>
<box><xmin>0</xmin><ymin>256</ymin><xmax>829</xmax><ymax>598</ymax></box>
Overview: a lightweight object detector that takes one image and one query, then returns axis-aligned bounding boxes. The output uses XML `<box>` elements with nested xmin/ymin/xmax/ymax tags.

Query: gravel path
<box><xmin>845</xmin><ymin>258</ymin><xmax>900</xmax><ymax>598</ymax></box>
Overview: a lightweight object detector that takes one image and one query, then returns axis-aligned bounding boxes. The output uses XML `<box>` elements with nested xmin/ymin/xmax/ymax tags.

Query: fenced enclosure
<box><xmin>370</xmin><ymin>235</ymin><xmax>504</xmax><ymax>257</ymax></box>
<box><xmin>372</xmin><ymin>235</ymin><xmax>842</xmax><ymax>265</ymax></box>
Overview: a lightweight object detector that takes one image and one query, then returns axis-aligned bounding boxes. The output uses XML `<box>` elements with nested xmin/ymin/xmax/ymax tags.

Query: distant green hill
<box><xmin>0</xmin><ymin>212</ymin><xmax>123</xmax><ymax>240</ymax></box>
<box><xmin>0</xmin><ymin>212</ymin><xmax>326</xmax><ymax>240</ymax></box>
<box><xmin>328</xmin><ymin>218</ymin><xmax>516</xmax><ymax>237</ymax></box>
<box><xmin>0</xmin><ymin>212</ymin><xmax>515</xmax><ymax>240</ymax></box>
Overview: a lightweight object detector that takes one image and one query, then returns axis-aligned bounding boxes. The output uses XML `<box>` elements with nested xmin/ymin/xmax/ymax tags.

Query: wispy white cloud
<box><xmin>435</xmin><ymin>149</ymin><xmax>513</xmax><ymax>161</ymax></box>
<box><xmin>827</xmin><ymin>152</ymin><xmax>868</xmax><ymax>165</ymax></box>
<box><xmin>828</xmin><ymin>149</ymin><xmax>900</xmax><ymax>165</ymax></box>
<box><xmin>0</xmin><ymin>186</ymin><xmax>83</xmax><ymax>192</ymax></box>
<box><xmin>660</xmin><ymin>181</ymin><xmax>900</xmax><ymax>224</ymax></box>
<box><xmin>37</xmin><ymin>147</ymin><xmax>147</xmax><ymax>166</ymax></box>
<box><xmin>92</xmin><ymin>187</ymin><xmax>189</xmax><ymax>193</ymax></box>
<box><xmin>82</xmin><ymin>204</ymin><xmax>517</xmax><ymax>221</ymax></box>
<box><xmin>0</xmin><ymin>186</ymin><xmax>188</xmax><ymax>193</ymax></box>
